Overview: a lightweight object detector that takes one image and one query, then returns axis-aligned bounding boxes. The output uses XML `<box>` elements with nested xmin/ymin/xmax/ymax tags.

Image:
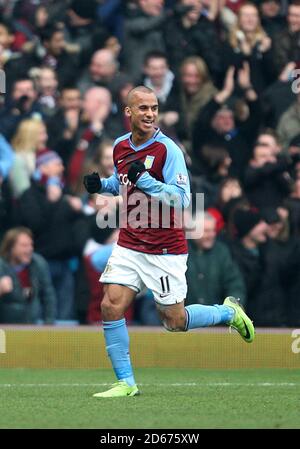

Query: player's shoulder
<box><xmin>113</xmin><ymin>132</ymin><xmax>131</xmax><ymax>149</ymax></box>
<box><xmin>156</xmin><ymin>130</ymin><xmax>184</xmax><ymax>158</ymax></box>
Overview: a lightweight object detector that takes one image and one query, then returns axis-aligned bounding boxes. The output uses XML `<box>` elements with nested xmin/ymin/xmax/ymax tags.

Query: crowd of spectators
<box><xmin>1</xmin><ymin>0</ymin><xmax>300</xmax><ymax>327</ymax></box>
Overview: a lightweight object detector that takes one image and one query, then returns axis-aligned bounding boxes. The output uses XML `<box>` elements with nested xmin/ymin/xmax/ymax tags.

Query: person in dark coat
<box><xmin>122</xmin><ymin>0</ymin><xmax>167</xmax><ymax>82</ymax></box>
<box><xmin>243</xmin><ymin>142</ymin><xmax>292</xmax><ymax>211</ymax></box>
<box><xmin>0</xmin><ymin>227</ymin><xmax>56</xmax><ymax>324</ymax></box>
<box><xmin>186</xmin><ymin>212</ymin><xmax>246</xmax><ymax>306</ymax></box>
<box><xmin>272</xmin><ymin>2</ymin><xmax>300</xmax><ymax>75</ymax></box>
<box><xmin>22</xmin><ymin>22</ymin><xmax>80</xmax><ymax>89</ymax></box>
<box><xmin>229</xmin><ymin>207</ymin><xmax>269</xmax><ymax>319</ymax></box>
<box><xmin>163</xmin><ymin>0</ymin><xmax>223</xmax><ymax>83</ymax></box>
<box><xmin>0</xmin><ymin>76</ymin><xmax>43</xmax><ymax>140</ymax></box>
<box><xmin>16</xmin><ymin>150</ymin><xmax>86</xmax><ymax>320</ymax></box>
<box><xmin>192</xmin><ymin>64</ymin><xmax>261</xmax><ymax>180</ymax></box>
<box><xmin>254</xmin><ymin>207</ymin><xmax>298</xmax><ymax>326</ymax></box>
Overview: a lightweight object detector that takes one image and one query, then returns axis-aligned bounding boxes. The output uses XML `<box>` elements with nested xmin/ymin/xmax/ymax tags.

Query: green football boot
<box><xmin>224</xmin><ymin>296</ymin><xmax>255</xmax><ymax>343</ymax></box>
<box><xmin>93</xmin><ymin>381</ymin><xmax>140</xmax><ymax>398</ymax></box>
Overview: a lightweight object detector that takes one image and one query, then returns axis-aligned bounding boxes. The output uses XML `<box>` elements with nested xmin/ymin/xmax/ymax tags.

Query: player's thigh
<box><xmin>100</xmin><ymin>244</ymin><xmax>144</xmax><ymax>294</ymax></box>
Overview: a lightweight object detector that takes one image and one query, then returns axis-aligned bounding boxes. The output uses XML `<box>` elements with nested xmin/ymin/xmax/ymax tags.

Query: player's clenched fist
<box><xmin>83</xmin><ymin>172</ymin><xmax>102</xmax><ymax>194</ymax></box>
<box><xmin>128</xmin><ymin>161</ymin><xmax>146</xmax><ymax>184</ymax></box>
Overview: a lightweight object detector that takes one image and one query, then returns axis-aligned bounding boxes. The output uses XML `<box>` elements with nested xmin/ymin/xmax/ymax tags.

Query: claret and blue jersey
<box><xmin>100</xmin><ymin>128</ymin><xmax>191</xmax><ymax>255</ymax></box>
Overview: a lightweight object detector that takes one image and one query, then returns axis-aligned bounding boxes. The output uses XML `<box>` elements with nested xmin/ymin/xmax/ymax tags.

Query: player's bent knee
<box><xmin>101</xmin><ymin>296</ymin><xmax>118</xmax><ymax>317</ymax></box>
<box><xmin>162</xmin><ymin>319</ymin><xmax>186</xmax><ymax>332</ymax></box>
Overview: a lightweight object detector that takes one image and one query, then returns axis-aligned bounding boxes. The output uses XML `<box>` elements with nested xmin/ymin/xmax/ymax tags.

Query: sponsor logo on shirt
<box><xmin>176</xmin><ymin>173</ymin><xmax>187</xmax><ymax>185</ymax></box>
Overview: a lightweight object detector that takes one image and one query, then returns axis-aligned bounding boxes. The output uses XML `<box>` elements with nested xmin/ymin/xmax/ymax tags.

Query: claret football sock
<box><xmin>184</xmin><ymin>304</ymin><xmax>235</xmax><ymax>330</ymax></box>
<box><xmin>103</xmin><ymin>319</ymin><xmax>136</xmax><ymax>387</ymax></box>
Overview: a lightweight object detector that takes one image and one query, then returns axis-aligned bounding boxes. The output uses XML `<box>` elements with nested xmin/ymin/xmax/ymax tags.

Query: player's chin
<box><xmin>140</xmin><ymin>121</ymin><xmax>155</xmax><ymax>132</ymax></box>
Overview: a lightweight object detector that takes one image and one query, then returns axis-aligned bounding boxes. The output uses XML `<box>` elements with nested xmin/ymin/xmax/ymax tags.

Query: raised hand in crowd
<box><xmin>0</xmin><ymin>276</ymin><xmax>13</xmax><ymax>296</ymax></box>
<box><xmin>215</xmin><ymin>66</ymin><xmax>235</xmax><ymax>104</ymax></box>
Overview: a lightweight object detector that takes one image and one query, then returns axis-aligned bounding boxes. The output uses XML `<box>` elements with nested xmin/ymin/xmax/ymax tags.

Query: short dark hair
<box><xmin>144</xmin><ymin>51</ymin><xmax>168</xmax><ymax>65</ymax></box>
<box><xmin>13</xmin><ymin>76</ymin><xmax>34</xmax><ymax>87</ymax></box>
<box><xmin>0</xmin><ymin>19</ymin><xmax>14</xmax><ymax>35</ymax></box>
<box><xmin>40</xmin><ymin>23</ymin><xmax>64</xmax><ymax>43</ymax></box>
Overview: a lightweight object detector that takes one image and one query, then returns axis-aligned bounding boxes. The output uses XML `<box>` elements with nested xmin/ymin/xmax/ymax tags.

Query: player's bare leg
<box><xmin>93</xmin><ymin>284</ymin><xmax>140</xmax><ymax>398</ymax></box>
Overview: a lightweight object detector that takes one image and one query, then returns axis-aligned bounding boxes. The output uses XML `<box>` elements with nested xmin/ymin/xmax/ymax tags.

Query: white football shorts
<box><xmin>100</xmin><ymin>244</ymin><xmax>188</xmax><ymax>305</ymax></box>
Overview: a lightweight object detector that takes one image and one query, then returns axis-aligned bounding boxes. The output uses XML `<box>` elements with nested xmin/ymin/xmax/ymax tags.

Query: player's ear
<box><xmin>125</xmin><ymin>106</ymin><xmax>131</xmax><ymax>118</ymax></box>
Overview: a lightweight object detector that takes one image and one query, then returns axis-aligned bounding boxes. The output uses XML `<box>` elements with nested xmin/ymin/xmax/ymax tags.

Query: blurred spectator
<box><xmin>244</xmin><ymin>142</ymin><xmax>292</xmax><ymax>211</ymax></box>
<box><xmin>16</xmin><ymin>150</ymin><xmax>86</xmax><ymax>320</ymax></box>
<box><xmin>261</xmin><ymin>61</ymin><xmax>297</xmax><ymax>128</ymax></box>
<box><xmin>255</xmin><ymin>206</ymin><xmax>299</xmax><ymax>326</ymax></box>
<box><xmin>163</xmin><ymin>56</ymin><xmax>218</xmax><ymax>153</ymax></box>
<box><xmin>223</xmin><ymin>2</ymin><xmax>275</xmax><ymax>93</ymax></box>
<box><xmin>142</xmin><ymin>51</ymin><xmax>175</xmax><ymax>111</ymax></box>
<box><xmin>22</xmin><ymin>22</ymin><xmax>80</xmax><ymax>89</ymax></box>
<box><xmin>0</xmin><ymin>134</ymin><xmax>14</xmax><ymax>238</ymax></box>
<box><xmin>277</xmin><ymin>91</ymin><xmax>300</xmax><ymax>149</ymax></box>
<box><xmin>85</xmin><ymin>140</ymin><xmax>115</xmax><ymax>179</ymax></box>
<box><xmin>0</xmin><ymin>19</ymin><xmax>23</xmax><ymax>93</ymax></box>
<box><xmin>10</xmin><ymin>1</ymin><xmax>66</xmax><ymax>44</ymax></box>
<box><xmin>186</xmin><ymin>212</ymin><xmax>246</xmax><ymax>306</ymax></box>
<box><xmin>273</xmin><ymin>1</ymin><xmax>300</xmax><ymax>74</ymax></box>
<box><xmin>284</xmin><ymin>175</ymin><xmax>300</xmax><ymax>236</ymax></box>
<box><xmin>77</xmin><ymin>48</ymin><xmax>123</xmax><ymax>97</ymax></box>
<box><xmin>122</xmin><ymin>0</ymin><xmax>167</xmax><ymax>82</ymax></box>
<box><xmin>230</xmin><ymin>207</ymin><xmax>269</xmax><ymax>319</ymax></box>
<box><xmin>0</xmin><ymin>133</ymin><xmax>15</xmax><ymax>181</ymax></box>
<box><xmin>97</xmin><ymin>0</ymin><xmax>125</xmax><ymax>42</ymax></box>
<box><xmin>9</xmin><ymin>118</ymin><xmax>48</xmax><ymax>199</ymax></box>
<box><xmin>163</xmin><ymin>0</ymin><xmax>223</xmax><ymax>83</ymax></box>
<box><xmin>66</xmin><ymin>86</ymin><xmax>114</xmax><ymax>194</ymax></box>
<box><xmin>259</xmin><ymin>0</ymin><xmax>286</xmax><ymax>39</ymax></box>
<box><xmin>66</xmin><ymin>0</ymin><xmax>114</xmax><ymax>68</ymax></box>
<box><xmin>0</xmin><ymin>179</ymin><xmax>13</xmax><ymax>240</ymax></box>
<box><xmin>109</xmin><ymin>74</ymin><xmax>135</xmax><ymax>135</ymax></box>
<box><xmin>190</xmin><ymin>144</ymin><xmax>232</xmax><ymax>208</ymax></box>
<box><xmin>207</xmin><ymin>177</ymin><xmax>246</xmax><ymax>234</ymax></box>
<box><xmin>46</xmin><ymin>85</ymin><xmax>82</xmax><ymax>166</ymax></box>
<box><xmin>0</xmin><ymin>227</ymin><xmax>56</xmax><ymax>324</ymax></box>
<box><xmin>256</xmin><ymin>127</ymin><xmax>283</xmax><ymax>156</ymax></box>
<box><xmin>0</xmin><ymin>76</ymin><xmax>42</xmax><ymax>140</ymax></box>
<box><xmin>33</xmin><ymin>66</ymin><xmax>59</xmax><ymax>117</ymax></box>
<box><xmin>192</xmin><ymin>64</ymin><xmax>261</xmax><ymax>179</ymax></box>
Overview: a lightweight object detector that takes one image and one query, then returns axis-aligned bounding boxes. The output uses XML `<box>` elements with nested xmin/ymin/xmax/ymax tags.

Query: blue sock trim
<box><xmin>184</xmin><ymin>309</ymin><xmax>190</xmax><ymax>331</ymax></box>
<box><xmin>103</xmin><ymin>318</ymin><xmax>126</xmax><ymax>329</ymax></box>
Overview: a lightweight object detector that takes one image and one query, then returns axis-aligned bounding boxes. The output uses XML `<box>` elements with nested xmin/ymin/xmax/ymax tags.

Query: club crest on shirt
<box><xmin>144</xmin><ymin>155</ymin><xmax>155</xmax><ymax>169</ymax></box>
<box><xmin>176</xmin><ymin>173</ymin><xmax>187</xmax><ymax>185</ymax></box>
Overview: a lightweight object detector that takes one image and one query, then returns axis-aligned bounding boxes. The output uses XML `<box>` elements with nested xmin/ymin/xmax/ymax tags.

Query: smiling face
<box><xmin>239</xmin><ymin>4</ymin><xmax>260</xmax><ymax>33</ymax></box>
<box><xmin>125</xmin><ymin>90</ymin><xmax>158</xmax><ymax>138</ymax></box>
<box><xmin>10</xmin><ymin>233</ymin><xmax>34</xmax><ymax>266</ymax></box>
<box><xmin>181</xmin><ymin>62</ymin><xmax>202</xmax><ymax>95</ymax></box>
